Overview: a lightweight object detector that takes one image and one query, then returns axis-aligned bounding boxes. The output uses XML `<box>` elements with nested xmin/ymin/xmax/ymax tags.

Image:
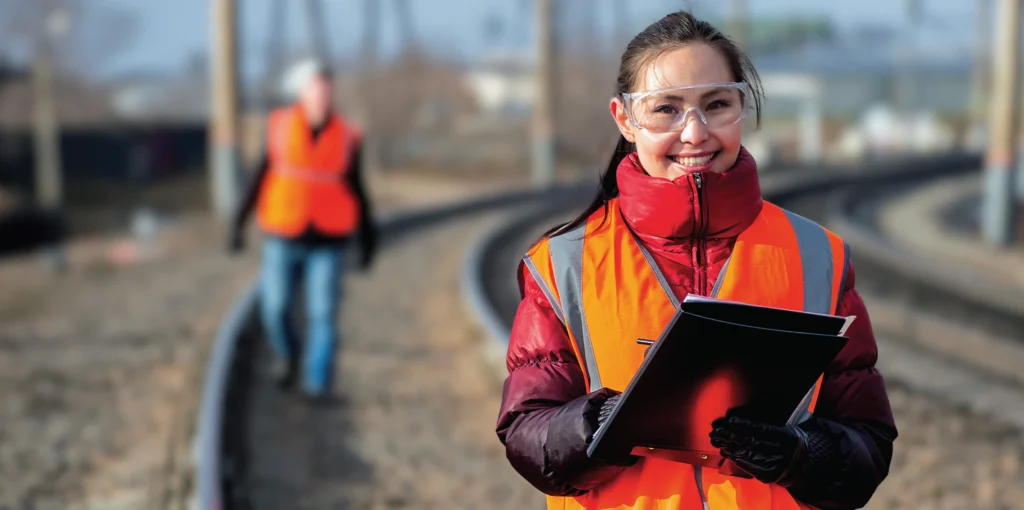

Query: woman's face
<box><xmin>610</xmin><ymin>43</ymin><xmax>744</xmax><ymax>180</ymax></box>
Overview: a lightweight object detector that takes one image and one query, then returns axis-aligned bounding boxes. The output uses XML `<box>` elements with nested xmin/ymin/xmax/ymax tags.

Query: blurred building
<box><xmin>463</xmin><ymin>50</ymin><xmax>533</xmax><ymax>118</ymax></box>
<box><xmin>747</xmin><ymin>22</ymin><xmax>974</xmax><ymax>161</ymax></box>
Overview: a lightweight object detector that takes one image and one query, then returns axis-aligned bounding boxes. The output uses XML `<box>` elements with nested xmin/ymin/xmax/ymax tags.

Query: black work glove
<box><xmin>227</xmin><ymin>230</ymin><xmax>245</xmax><ymax>255</ymax></box>
<box><xmin>598</xmin><ymin>394</ymin><xmax>621</xmax><ymax>426</ymax></box>
<box><xmin>548</xmin><ymin>388</ymin><xmax>637</xmax><ymax>470</ymax></box>
<box><xmin>710</xmin><ymin>415</ymin><xmax>809</xmax><ymax>486</ymax></box>
<box><xmin>358</xmin><ymin>226</ymin><xmax>377</xmax><ymax>271</ymax></box>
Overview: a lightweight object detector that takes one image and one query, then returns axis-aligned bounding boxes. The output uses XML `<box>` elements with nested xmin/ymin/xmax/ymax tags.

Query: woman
<box><xmin>496</xmin><ymin>11</ymin><xmax>897</xmax><ymax>510</ymax></box>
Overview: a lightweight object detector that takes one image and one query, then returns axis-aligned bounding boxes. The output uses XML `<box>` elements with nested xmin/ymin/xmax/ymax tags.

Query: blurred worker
<box><xmin>496</xmin><ymin>11</ymin><xmax>897</xmax><ymax>510</ymax></box>
<box><xmin>229</xmin><ymin>58</ymin><xmax>377</xmax><ymax>398</ymax></box>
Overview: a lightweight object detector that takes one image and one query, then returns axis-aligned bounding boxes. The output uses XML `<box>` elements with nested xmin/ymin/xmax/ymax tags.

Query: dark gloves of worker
<box><xmin>598</xmin><ymin>394</ymin><xmax>621</xmax><ymax>425</ymax></box>
<box><xmin>547</xmin><ymin>388</ymin><xmax>637</xmax><ymax>472</ymax></box>
<box><xmin>227</xmin><ymin>229</ymin><xmax>245</xmax><ymax>255</ymax></box>
<box><xmin>710</xmin><ymin>414</ymin><xmax>836</xmax><ymax>488</ymax></box>
<box><xmin>357</xmin><ymin>224</ymin><xmax>377</xmax><ymax>270</ymax></box>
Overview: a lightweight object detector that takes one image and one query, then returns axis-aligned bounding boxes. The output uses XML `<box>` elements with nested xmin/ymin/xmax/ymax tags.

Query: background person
<box><xmin>229</xmin><ymin>58</ymin><xmax>377</xmax><ymax>398</ymax></box>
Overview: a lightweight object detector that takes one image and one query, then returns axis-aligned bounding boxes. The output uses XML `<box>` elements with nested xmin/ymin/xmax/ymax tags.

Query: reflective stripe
<box><xmin>547</xmin><ymin>224</ymin><xmax>603</xmax><ymax>392</ymax></box>
<box><xmin>273</xmin><ymin>166</ymin><xmax>343</xmax><ymax>182</ymax></box>
<box><xmin>694</xmin><ymin>468</ymin><xmax>710</xmax><ymax>510</ymax></box>
<box><xmin>629</xmin><ymin>232</ymin><xmax>681</xmax><ymax>309</ymax></box>
<box><xmin>786</xmin><ymin>382</ymin><xmax>819</xmax><ymax>425</ymax></box>
<box><xmin>523</xmin><ymin>256</ymin><xmax>566</xmax><ymax>325</ymax></box>
<box><xmin>783</xmin><ymin>209</ymin><xmax>834</xmax><ymax>315</ymax></box>
<box><xmin>784</xmin><ymin>210</ymin><xmax>837</xmax><ymax>425</ymax></box>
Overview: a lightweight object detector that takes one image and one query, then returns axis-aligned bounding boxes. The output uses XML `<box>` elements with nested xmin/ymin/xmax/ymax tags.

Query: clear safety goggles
<box><xmin>622</xmin><ymin>82</ymin><xmax>752</xmax><ymax>133</ymax></box>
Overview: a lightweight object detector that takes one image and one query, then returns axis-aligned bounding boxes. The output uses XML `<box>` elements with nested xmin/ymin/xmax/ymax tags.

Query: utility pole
<box><xmin>966</xmin><ymin>0</ymin><xmax>990</xmax><ymax>150</ymax></box>
<box><xmin>532</xmin><ymin>0</ymin><xmax>555</xmax><ymax>188</ymax></box>
<box><xmin>305</xmin><ymin>0</ymin><xmax>331</xmax><ymax>62</ymax></box>
<box><xmin>33</xmin><ymin>8</ymin><xmax>70</xmax><ymax>212</ymax></box>
<box><xmin>895</xmin><ymin>0</ymin><xmax>920</xmax><ymax>145</ymax></box>
<box><xmin>32</xmin><ymin>45</ymin><xmax>61</xmax><ymax>211</ymax></box>
<box><xmin>360</xmin><ymin>0</ymin><xmax>382</xmax><ymax>175</ymax></box>
<box><xmin>263</xmin><ymin>0</ymin><xmax>287</xmax><ymax>108</ymax></box>
<box><xmin>394</xmin><ymin>0</ymin><xmax>416</xmax><ymax>54</ymax></box>
<box><xmin>209</xmin><ymin>0</ymin><xmax>241</xmax><ymax>220</ymax></box>
<box><xmin>982</xmin><ymin>0</ymin><xmax>1020</xmax><ymax>246</ymax></box>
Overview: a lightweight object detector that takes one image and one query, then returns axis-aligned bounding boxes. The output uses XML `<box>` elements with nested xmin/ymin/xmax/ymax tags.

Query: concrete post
<box><xmin>982</xmin><ymin>0</ymin><xmax>1020</xmax><ymax>246</ymax></box>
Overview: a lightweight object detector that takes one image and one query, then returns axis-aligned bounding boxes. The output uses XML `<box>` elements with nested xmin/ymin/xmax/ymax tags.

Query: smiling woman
<box><xmin>496</xmin><ymin>10</ymin><xmax>898</xmax><ymax>510</ymax></box>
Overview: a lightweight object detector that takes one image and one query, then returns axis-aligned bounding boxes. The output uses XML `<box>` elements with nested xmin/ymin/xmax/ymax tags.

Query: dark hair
<box><xmin>543</xmin><ymin>10</ymin><xmax>764</xmax><ymax>239</ymax></box>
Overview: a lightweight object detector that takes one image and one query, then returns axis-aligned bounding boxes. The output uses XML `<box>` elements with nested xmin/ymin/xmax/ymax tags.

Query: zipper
<box><xmin>693</xmin><ymin>173</ymin><xmax>710</xmax><ymax>295</ymax></box>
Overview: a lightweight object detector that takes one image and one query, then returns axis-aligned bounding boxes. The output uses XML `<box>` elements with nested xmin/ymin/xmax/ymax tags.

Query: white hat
<box><xmin>281</xmin><ymin>57</ymin><xmax>329</xmax><ymax>99</ymax></box>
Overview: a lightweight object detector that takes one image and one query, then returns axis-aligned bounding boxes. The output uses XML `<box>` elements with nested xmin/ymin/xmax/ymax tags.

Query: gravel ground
<box><xmin>0</xmin><ymin>214</ymin><xmax>257</xmax><ymax>510</ymax></box>
<box><xmin>868</xmin><ymin>383</ymin><xmax>1024</xmax><ymax>510</ymax></box>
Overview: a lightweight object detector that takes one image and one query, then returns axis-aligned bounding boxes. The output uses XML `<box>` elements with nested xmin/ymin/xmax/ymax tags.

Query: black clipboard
<box><xmin>586</xmin><ymin>295</ymin><xmax>852</xmax><ymax>471</ymax></box>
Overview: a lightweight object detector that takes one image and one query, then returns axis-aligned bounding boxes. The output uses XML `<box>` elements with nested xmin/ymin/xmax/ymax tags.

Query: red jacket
<box><xmin>496</xmin><ymin>150</ymin><xmax>897</xmax><ymax>509</ymax></box>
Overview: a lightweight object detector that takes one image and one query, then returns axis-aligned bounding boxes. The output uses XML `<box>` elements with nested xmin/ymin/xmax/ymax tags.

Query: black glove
<box><xmin>710</xmin><ymin>415</ymin><xmax>809</xmax><ymax>486</ymax></box>
<box><xmin>227</xmin><ymin>230</ymin><xmax>245</xmax><ymax>255</ymax></box>
<box><xmin>598</xmin><ymin>394</ymin><xmax>621</xmax><ymax>426</ymax></box>
<box><xmin>358</xmin><ymin>227</ymin><xmax>377</xmax><ymax>270</ymax></box>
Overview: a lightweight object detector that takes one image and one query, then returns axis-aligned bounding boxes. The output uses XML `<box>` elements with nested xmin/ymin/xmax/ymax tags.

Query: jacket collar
<box><xmin>616</xmin><ymin>147</ymin><xmax>763</xmax><ymax>243</ymax></box>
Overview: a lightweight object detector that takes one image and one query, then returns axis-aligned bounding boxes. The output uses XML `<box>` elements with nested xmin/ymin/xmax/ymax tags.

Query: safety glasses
<box><xmin>621</xmin><ymin>82</ymin><xmax>752</xmax><ymax>133</ymax></box>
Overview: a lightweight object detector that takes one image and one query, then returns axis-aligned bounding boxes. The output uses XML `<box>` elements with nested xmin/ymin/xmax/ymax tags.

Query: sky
<box><xmin>94</xmin><ymin>0</ymin><xmax>977</xmax><ymax>81</ymax></box>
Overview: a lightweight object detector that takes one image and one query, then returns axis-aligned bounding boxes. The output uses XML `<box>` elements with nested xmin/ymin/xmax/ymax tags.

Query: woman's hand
<box><xmin>709</xmin><ymin>416</ymin><xmax>809</xmax><ymax>486</ymax></box>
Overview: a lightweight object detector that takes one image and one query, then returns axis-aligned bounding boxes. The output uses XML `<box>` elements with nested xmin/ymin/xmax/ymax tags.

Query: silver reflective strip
<box><xmin>783</xmin><ymin>210</ymin><xmax>834</xmax><ymax>315</ymax></box>
<box><xmin>629</xmin><ymin>232</ymin><xmax>681</xmax><ymax>309</ymax></box>
<box><xmin>548</xmin><ymin>224</ymin><xmax>602</xmax><ymax>392</ymax></box>
<box><xmin>274</xmin><ymin>166</ymin><xmax>341</xmax><ymax>182</ymax></box>
<box><xmin>784</xmin><ymin>210</ymin><xmax>838</xmax><ymax>425</ymax></box>
<box><xmin>694</xmin><ymin>467</ymin><xmax>710</xmax><ymax>510</ymax></box>
<box><xmin>523</xmin><ymin>256</ymin><xmax>566</xmax><ymax>326</ymax></box>
<box><xmin>786</xmin><ymin>382</ymin><xmax>818</xmax><ymax>426</ymax></box>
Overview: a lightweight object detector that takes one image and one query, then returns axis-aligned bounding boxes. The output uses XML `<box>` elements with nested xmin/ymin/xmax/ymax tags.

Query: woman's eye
<box><xmin>706</xmin><ymin>99</ymin><xmax>730</xmax><ymax>110</ymax></box>
<box><xmin>653</xmin><ymin>104</ymin><xmax>678</xmax><ymax>115</ymax></box>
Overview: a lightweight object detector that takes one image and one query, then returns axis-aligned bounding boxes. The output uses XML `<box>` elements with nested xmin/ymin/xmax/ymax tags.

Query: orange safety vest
<box><xmin>256</xmin><ymin>105</ymin><xmax>361</xmax><ymax>238</ymax></box>
<box><xmin>524</xmin><ymin>199</ymin><xmax>849</xmax><ymax>510</ymax></box>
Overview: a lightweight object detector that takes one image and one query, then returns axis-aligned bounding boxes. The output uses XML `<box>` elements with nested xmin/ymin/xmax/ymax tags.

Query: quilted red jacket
<box><xmin>496</xmin><ymin>150</ymin><xmax>897</xmax><ymax>509</ymax></box>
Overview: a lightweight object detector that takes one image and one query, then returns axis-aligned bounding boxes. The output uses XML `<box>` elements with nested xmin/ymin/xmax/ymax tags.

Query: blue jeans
<box><xmin>259</xmin><ymin>237</ymin><xmax>346</xmax><ymax>394</ymax></box>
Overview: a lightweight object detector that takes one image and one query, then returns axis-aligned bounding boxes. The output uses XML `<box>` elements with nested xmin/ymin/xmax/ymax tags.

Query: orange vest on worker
<box><xmin>524</xmin><ymin>199</ymin><xmax>849</xmax><ymax>510</ymax></box>
<box><xmin>256</xmin><ymin>105</ymin><xmax>361</xmax><ymax>238</ymax></box>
